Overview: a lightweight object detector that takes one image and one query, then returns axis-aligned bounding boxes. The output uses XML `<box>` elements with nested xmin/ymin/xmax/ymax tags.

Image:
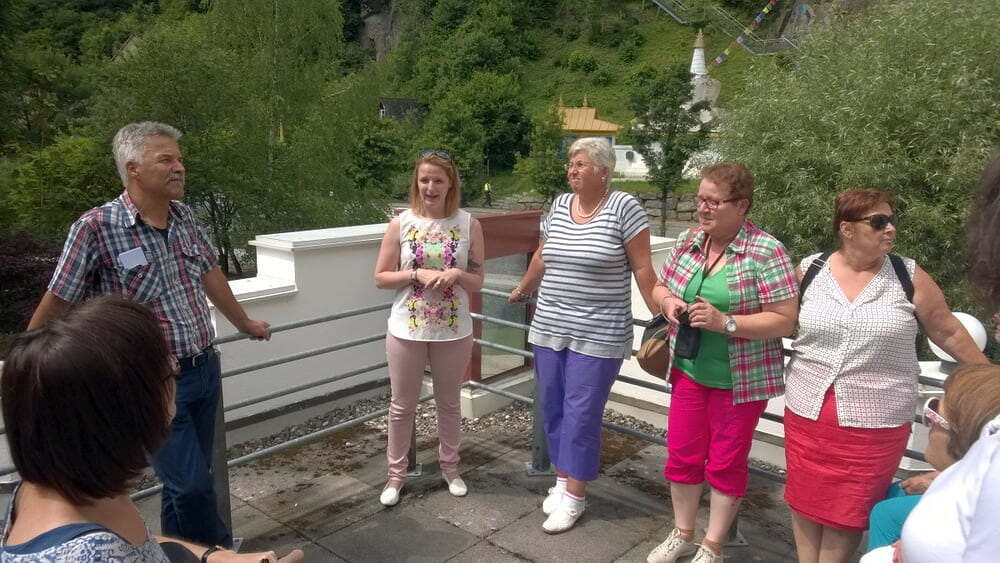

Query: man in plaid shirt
<box><xmin>28</xmin><ymin>121</ymin><xmax>271</xmax><ymax>548</ymax></box>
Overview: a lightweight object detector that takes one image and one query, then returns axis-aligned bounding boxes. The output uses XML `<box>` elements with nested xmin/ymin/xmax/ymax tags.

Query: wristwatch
<box><xmin>724</xmin><ymin>315</ymin><xmax>737</xmax><ymax>334</ymax></box>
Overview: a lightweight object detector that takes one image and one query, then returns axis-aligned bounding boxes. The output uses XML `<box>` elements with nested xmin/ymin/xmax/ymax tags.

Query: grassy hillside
<box><xmin>519</xmin><ymin>3</ymin><xmax>756</xmax><ymax>124</ymax></box>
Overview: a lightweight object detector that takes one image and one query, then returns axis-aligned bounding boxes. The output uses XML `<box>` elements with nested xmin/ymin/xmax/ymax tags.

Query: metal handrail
<box><xmin>222</xmin><ymin>333</ymin><xmax>385</xmax><ymax>379</ymax></box>
<box><xmin>225</xmin><ymin>363</ymin><xmax>388</xmax><ymax>412</ymax></box>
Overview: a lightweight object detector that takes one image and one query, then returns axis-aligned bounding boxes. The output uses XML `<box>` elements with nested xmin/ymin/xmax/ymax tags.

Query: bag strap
<box><xmin>798</xmin><ymin>251</ymin><xmax>831</xmax><ymax>307</ymax></box>
<box><xmin>888</xmin><ymin>254</ymin><xmax>914</xmax><ymax>303</ymax></box>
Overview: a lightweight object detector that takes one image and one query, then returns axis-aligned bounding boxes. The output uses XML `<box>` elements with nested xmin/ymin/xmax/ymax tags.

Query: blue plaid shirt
<box><xmin>48</xmin><ymin>191</ymin><xmax>219</xmax><ymax>357</ymax></box>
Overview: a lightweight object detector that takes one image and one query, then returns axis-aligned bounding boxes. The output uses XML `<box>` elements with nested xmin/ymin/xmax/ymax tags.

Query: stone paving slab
<box><xmin>317</xmin><ymin>509</ymin><xmax>480</xmax><ymax>562</ymax></box>
<box><xmin>446</xmin><ymin>541</ymin><xmax>530</xmax><ymax>562</ymax></box>
<box><xmin>489</xmin><ymin>510</ymin><xmax>646</xmax><ymax>563</ymax></box>
<box><xmin>232</xmin><ymin>504</ymin><xmax>346</xmax><ymax>562</ymax></box>
<box><xmin>409</xmin><ymin>466</ymin><xmax>540</xmax><ymax>538</ymax></box>
<box><xmin>242</xmin><ymin>472</ymin><xmax>383</xmax><ymax>540</ymax></box>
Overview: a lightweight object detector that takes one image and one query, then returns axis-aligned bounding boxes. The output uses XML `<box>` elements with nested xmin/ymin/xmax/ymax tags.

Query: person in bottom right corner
<box><xmin>860</xmin><ymin>364</ymin><xmax>1000</xmax><ymax>563</ymax></box>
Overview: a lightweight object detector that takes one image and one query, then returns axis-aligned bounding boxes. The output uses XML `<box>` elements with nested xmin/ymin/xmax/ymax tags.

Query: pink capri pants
<box><xmin>664</xmin><ymin>368</ymin><xmax>767</xmax><ymax>498</ymax></box>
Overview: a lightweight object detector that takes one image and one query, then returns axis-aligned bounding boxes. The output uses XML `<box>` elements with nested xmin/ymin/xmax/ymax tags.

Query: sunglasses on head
<box><xmin>851</xmin><ymin>213</ymin><xmax>897</xmax><ymax>230</ymax></box>
<box><xmin>420</xmin><ymin>149</ymin><xmax>452</xmax><ymax>161</ymax></box>
<box><xmin>922</xmin><ymin>397</ymin><xmax>950</xmax><ymax>430</ymax></box>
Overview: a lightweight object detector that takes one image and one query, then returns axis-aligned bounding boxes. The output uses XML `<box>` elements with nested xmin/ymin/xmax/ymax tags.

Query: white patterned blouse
<box><xmin>785</xmin><ymin>253</ymin><xmax>919</xmax><ymax>428</ymax></box>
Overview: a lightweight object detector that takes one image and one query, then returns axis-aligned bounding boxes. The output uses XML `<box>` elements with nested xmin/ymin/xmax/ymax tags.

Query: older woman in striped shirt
<box><xmin>509</xmin><ymin>137</ymin><xmax>658</xmax><ymax>534</ymax></box>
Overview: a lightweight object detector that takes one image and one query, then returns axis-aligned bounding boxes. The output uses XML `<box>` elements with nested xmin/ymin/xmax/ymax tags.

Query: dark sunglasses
<box><xmin>922</xmin><ymin>397</ymin><xmax>950</xmax><ymax>430</ymax></box>
<box><xmin>851</xmin><ymin>213</ymin><xmax>897</xmax><ymax>230</ymax></box>
<box><xmin>420</xmin><ymin>149</ymin><xmax>452</xmax><ymax>161</ymax></box>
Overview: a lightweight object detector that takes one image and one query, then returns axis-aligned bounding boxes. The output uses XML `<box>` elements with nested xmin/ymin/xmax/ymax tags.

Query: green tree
<box><xmin>88</xmin><ymin>1</ymin><xmax>360</xmax><ymax>275</ymax></box>
<box><xmin>628</xmin><ymin>63</ymin><xmax>707</xmax><ymax>235</ymax></box>
<box><xmin>714</xmin><ymin>0</ymin><xmax>1000</xmax><ymax>313</ymax></box>
<box><xmin>515</xmin><ymin>102</ymin><xmax>566</xmax><ymax>202</ymax></box>
<box><xmin>346</xmin><ymin>117</ymin><xmax>412</xmax><ymax>200</ymax></box>
<box><xmin>6</xmin><ymin>135</ymin><xmax>117</xmax><ymax>240</ymax></box>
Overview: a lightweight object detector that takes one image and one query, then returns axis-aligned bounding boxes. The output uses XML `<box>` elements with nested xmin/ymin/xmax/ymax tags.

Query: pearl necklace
<box><xmin>575</xmin><ymin>188</ymin><xmax>610</xmax><ymax>219</ymax></box>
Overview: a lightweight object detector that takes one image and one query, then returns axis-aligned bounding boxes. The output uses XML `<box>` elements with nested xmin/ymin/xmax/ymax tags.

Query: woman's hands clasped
<box><xmin>416</xmin><ymin>268</ymin><xmax>461</xmax><ymax>291</ymax></box>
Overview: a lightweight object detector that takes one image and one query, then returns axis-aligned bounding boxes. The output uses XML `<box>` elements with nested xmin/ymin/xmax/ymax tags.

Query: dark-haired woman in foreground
<box><xmin>0</xmin><ymin>296</ymin><xmax>302</xmax><ymax>562</ymax></box>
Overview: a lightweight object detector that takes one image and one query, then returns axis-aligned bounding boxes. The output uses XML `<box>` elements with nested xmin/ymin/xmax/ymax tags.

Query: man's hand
<box><xmin>239</xmin><ymin>319</ymin><xmax>271</xmax><ymax>341</ymax></box>
<box><xmin>899</xmin><ymin>471</ymin><xmax>937</xmax><ymax>495</ymax></box>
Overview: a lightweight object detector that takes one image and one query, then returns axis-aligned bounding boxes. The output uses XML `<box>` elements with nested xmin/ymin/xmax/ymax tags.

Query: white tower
<box><xmin>689</xmin><ymin>29</ymin><xmax>721</xmax><ymax>109</ymax></box>
<box><xmin>690</xmin><ymin>29</ymin><xmax>707</xmax><ymax>76</ymax></box>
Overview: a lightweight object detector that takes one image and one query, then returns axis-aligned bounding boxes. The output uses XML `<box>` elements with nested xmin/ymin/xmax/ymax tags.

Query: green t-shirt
<box><xmin>674</xmin><ymin>264</ymin><xmax>733</xmax><ymax>389</ymax></box>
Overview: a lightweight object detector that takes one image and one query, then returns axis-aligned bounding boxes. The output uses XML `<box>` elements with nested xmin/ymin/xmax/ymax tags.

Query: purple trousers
<box><xmin>533</xmin><ymin>345</ymin><xmax>623</xmax><ymax>481</ymax></box>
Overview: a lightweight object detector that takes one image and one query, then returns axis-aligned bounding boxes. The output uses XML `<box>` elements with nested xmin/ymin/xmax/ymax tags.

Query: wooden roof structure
<box><xmin>559</xmin><ymin>96</ymin><xmax>621</xmax><ymax>135</ymax></box>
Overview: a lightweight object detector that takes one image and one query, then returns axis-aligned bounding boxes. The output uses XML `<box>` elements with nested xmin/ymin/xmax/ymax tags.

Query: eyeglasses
<box><xmin>565</xmin><ymin>160</ymin><xmax>594</xmax><ymax>172</ymax></box>
<box><xmin>850</xmin><ymin>213</ymin><xmax>897</xmax><ymax>230</ymax></box>
<box><xmin>695</xmin><ymin>196</ymin><xmax>741</xmax><ymax>211</ymax></box>
<box><xmin>922</xmin><ymin>397</ymin><xmax>950</xmax><ymax>430</ymax></box>
<box><xmin>420</xmin><ymin>149</ymin><xmax>452</xmax><ymax>161</ymax></box>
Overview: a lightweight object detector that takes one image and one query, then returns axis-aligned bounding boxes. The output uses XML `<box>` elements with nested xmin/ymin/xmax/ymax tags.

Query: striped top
<box><xmin>528</xmin><ymin>191</ymin><xmax>648</xmax><ymax>359</ymax></box>
<box><xmin>785</xmin><ymin>253</ymin><xmax>920</xmax><ymax>428</ymax></box>
<box><xmin>48</xmin><ymin>191</ymin><xmax>218</xmax><ymax>358</ymax></box>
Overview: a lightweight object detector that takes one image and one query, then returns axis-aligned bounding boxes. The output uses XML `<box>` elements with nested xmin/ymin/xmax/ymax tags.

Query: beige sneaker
<box><xmin>691</xmin><ymin>545</ymin><xmax>724</xmax><ymax>563</ymax></box>
<box><xmin>647</xmin><ymin>528</ymin><xmax>697</xmax><ymax>563</ymax></box>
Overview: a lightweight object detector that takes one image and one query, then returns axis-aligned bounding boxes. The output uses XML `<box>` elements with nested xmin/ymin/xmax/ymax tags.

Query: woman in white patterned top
<box><xmin>0</xmin><ymin>296</ymin><xmax>302</xmax><ymax>563</ymax></box>
<box><xmin>783</xmin><ymin>189</ymin><xmax>987</xmax><ymax>563</ymax></box>
<box><xmin>374</xmin><ymin>150</ymin><xmax>485</xmax><ymax>507</ymax></box>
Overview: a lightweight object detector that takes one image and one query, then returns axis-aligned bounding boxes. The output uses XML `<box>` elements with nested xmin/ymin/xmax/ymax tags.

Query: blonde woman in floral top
<box><xmin>647</xmin><ymin>163</ymin><xmax>798</xmax><ymax>563</ymax></box>
<box><xmin>374</xmin><ymin>150</ymin><xmax>485</xmax><ymax>507</ymax></box>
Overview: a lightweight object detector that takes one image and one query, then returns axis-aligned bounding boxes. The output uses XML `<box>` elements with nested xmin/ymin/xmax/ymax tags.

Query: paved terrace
<box><xmin>136</xmin><ymin>404</ymin><xmax>799</xmax><ymax>563</ymax></box>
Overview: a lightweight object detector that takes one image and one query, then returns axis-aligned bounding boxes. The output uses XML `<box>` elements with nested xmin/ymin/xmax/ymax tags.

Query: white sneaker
<box><xmin>647</xmin><ymin>528</ymin><xmax>697</xmax><ymax>563</ymax></box>
<box><xmin>542</xmin><ymin>503</ymin><xmax>584</xmax><ymax>534</ymax></box>
<box><xmin>691</xmin><ymin>545</ymin><xmax>724</xmax><ymax>563</ymax></box>
<box><xmin>443</xmin><ymin>475</ymin><xmax>468</xmax><ymax>497</ymax></box>
<box><xmin>542</xmin><ymin>487</ymin><xmax>563</xmax><ymax>515</ymax></box>
<box><xmin>379</xmin><ymin>483</ymin><xmax>402</xmax><ymax>506</ymax></box>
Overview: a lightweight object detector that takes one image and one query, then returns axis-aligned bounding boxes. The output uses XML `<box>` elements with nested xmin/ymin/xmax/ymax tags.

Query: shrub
<box><xmin>0</xmin><ymin>232</ymin><xmax>60</xmax><ymax>334</ymax></box>
<box><xmin>715</xmin><ymin>0</ymin><xmax>1000</xmax><ymax>314</ymax></box>
<box><xmin>592</xmin><ymin>64</ymin><xmax>615</xmax><ymax>86</ymax></box>
<box><xmin>566</xmin><ymin>49</ymin><xmax>598</xmax><ymax>73</ymax></box>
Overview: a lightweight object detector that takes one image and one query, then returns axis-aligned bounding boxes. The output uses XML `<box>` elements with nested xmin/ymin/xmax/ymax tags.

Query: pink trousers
<box><xmin>385</xmin><ymin>332</ymin><xmax>473</xmax><ymax>480</ymax></box>
<box><xmin>664</xmin><ymin>368</ymin><xmax>767</xmax><ymax>498</ymax></box>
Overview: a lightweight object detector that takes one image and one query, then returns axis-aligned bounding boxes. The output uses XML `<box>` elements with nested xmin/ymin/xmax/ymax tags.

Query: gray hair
<box><xmin>568</xmin><ymin>137</ymin><xmax>615</xmax><ymax>186</ymax></box>
<box><xmin>112</xmin><ymin>122</ymin><xmax>183</xmax><ymax>187</ymax></box>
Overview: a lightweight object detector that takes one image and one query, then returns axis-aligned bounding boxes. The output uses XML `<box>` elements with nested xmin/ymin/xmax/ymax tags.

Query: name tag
<box><xmin>118</xmin><ymin>247</ymin><xmax>149</xmax><ymax>269</ymax></box>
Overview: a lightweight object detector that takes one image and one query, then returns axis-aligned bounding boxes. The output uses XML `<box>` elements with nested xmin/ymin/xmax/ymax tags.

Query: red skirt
<box><xmin>783</xmin><ymin>388</ymin><xmax>910</xmax><ymax>531</ymax></box>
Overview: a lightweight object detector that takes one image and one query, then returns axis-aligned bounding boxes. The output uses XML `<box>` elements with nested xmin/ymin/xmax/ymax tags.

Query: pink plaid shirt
<box><xmin>660</xmin><ymin>220</ymin><xmax>797</xmax><ymax>404</ymax></box>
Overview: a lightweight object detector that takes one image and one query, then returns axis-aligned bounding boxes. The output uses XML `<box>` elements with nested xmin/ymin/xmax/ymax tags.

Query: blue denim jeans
<box><xmin>152</xmin><ymin>350</ymin><xmax>232</xmax><ymax>547</ymax></box>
